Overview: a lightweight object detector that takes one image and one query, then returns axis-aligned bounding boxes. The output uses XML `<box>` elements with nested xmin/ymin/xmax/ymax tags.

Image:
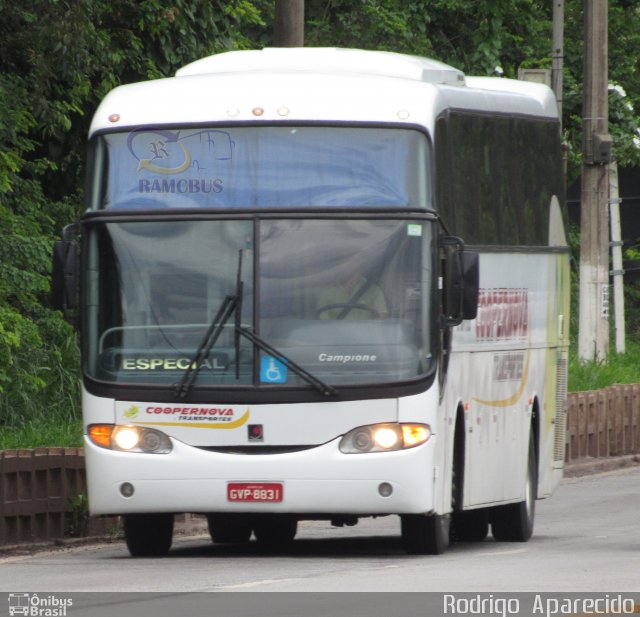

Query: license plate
<box><xmin>227</xmin><ymin>482</ymin><xmax>283</xmax><ymax>503</ymax></box>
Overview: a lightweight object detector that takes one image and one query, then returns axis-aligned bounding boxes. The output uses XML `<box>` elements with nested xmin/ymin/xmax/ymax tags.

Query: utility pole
<box><xmin>578</xmin><ymin>0</ymin><xmax>611</xmax><ymax>362</ymax></box>
<box><xmin>551</xmin><ymin>0</ymin><xmax>564</xmax><ymax>128</ymax></box>
<box><xmin>609</xmin><ymin>162</ymin><xmax>625</xmax><ymax>354</ymax></box>
<box><xmin>274</xmin><ymin>0</ymin><xmax>305</xmax><ymax>47</ymax></box>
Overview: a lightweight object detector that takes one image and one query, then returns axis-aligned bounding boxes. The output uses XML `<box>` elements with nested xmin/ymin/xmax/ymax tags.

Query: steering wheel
<box><xmin>315</xmin><ymin>303</ymin><xmax>380</xmax><ymax>319</ymax></box>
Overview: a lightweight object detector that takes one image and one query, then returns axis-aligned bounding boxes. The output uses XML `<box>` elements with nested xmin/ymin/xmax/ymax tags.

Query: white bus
<box><xmin>53</xmin><ymin>48</ymin><xmax>570</xmax><ymax>556</ymax></box>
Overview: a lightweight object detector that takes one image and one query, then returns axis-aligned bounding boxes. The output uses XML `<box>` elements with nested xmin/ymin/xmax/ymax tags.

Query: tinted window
<box><xmin>435</xmin><ymin>111</ymin><xmax>563</xmax><ymax>246</ymax></box>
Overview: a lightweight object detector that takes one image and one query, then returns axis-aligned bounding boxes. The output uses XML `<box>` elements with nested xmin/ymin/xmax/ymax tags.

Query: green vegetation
<box><xmin>0</xmin><ymin>417</ymin><xmax>82</xmax><ymax>450</ymax></box>
<box><xmin>570</xmin><ymin>340</ymin><xmax>640</xmax><ymax>392</ymax></box>
<box><xmin>1</xmin><ymin>1</ymin><xmax>640</xmax><ymax>449</ymax></box>
<box><xmin>0</xmin><ymin>0</ymin><xmax>267</xmax><ymax>449</ymax></box>
<box><xmin>66</xmin><ymin>492</ymin><xmax>90</xmax><ymax>537</ymax></box>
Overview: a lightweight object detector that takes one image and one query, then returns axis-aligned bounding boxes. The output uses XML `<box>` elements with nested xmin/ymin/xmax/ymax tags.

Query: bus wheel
<box><xmin>123</xmin><ymin>513</ymin><xmax>174</xmax><ymax>557</ymax></box>
<box><xmin>491</xmin><ymin>433</ymin><xmax>537</xmax><ymax>542</ymax></box>
<box><xmin>452</xmin><ymin>509</ymin><xmax>489</xmax><ymax>542</ymax></box>
<box><xmin>253</xmin><ymin>515</ymin><xmax>297</xmax><ymax>547</ymax></box>
<box><xmin>400</xmin><ymin>513</ymin><xmax>450</xmax><ymax>555</ymax></box>
<box><xmin>206</xmin><ymin>514</ymin><xmax>252</xmax><ymax>544</ymax></box>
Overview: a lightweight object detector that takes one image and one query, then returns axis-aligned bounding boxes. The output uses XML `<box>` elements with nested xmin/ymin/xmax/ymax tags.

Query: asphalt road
<box><xmin>1</xmin><ymin>465</ymin><xmax>639</xmax><ymax>595</ymax></box>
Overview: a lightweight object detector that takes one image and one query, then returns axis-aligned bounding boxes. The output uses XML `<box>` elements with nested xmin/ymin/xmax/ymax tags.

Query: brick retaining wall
<box><xmin>0</xmin><ymin>448</ymin><xmax>115</xmax><ymax>545</ymax></box>
<box><xmin>567</xmin><ymin>384</ymin><xmax>640</xmax><ymax>460</ymax></box>
<box><xmin>1</xmin><ymin>385</ymin><xmax>640</xmax><ymax>546</ymax></box>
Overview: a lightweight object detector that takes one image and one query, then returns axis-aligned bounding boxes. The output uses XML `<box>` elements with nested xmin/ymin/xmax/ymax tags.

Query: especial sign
<box><xmin>120</xmin><ymin>354</ymin><xmax>229</xmax><ymax>371</ymax></box>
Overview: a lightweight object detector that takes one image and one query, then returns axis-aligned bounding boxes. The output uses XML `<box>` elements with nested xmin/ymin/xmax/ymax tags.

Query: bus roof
<box><xmin>176</xmin><ymin>47</ymin><xmax>467</xmax><ymax>87</ymax></box>
<box><xmin>89</xmin><ymin>48</ymin><xmax>559</xmax><ymax>136</ymax></box>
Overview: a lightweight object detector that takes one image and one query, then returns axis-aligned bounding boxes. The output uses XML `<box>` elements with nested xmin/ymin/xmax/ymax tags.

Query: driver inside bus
<box><xmin>315</xmin><ymin>272</ymin><xmax>388</xmax><ymax>320</ymax></box>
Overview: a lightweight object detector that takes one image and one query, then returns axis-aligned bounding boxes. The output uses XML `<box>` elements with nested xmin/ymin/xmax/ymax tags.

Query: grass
<box><xmin>0</xmin><ymin>331</ymin><xmax>83</xmax><ymax>450</ymax></box>
<box><xmin>0</xmin><ymin>418</ymin><xmax>83</xmax><ymax>450</ymax></box>
<box><xmin>569</xmin><ymin>338</ymin><xmax>640</xmax><ymax>392</ymax></box>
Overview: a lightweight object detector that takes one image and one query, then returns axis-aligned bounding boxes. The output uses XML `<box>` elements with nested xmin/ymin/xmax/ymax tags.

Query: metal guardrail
<box><xmin>1</xmin><ymin>384</ymin><xmax>639</xmax><ymax>546</ymax></box>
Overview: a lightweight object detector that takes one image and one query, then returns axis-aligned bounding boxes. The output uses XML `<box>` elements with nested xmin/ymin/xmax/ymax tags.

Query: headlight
<box><xmin>114</xmin><ymin>427</ymin><xmax>139</xmax><ymax>450</ymax></box>
<box><xmin>339</xmin><ymin>423</ymin><xmax>431</xmax><ymax>454</ymax></box>
<box><xmin>88</xmin><ymin>424</ymin><xmax>172</xmax><ymax>454</ymax></box>
<box><xmin>373</xmin><ymin>426</ymin><xmax>401</xmax><ymax>449</ymax></box>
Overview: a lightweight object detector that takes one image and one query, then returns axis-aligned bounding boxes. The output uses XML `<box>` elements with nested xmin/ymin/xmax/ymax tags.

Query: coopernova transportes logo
<box><xmin>124</xmin><ymin>405</ymin><xmax>140</xmax><ymax>419</ymax></box>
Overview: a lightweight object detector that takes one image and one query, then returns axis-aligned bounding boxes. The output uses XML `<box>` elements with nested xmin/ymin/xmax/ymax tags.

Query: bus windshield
<box><xmin>90</xmin><ymin>126</ymin><xmax>430</xmax><ymax>210</ymax></box>
<box><xmin>84</xmin><ymin>218</ymin><xmax>435</xmax><ymax>390</ymax></box>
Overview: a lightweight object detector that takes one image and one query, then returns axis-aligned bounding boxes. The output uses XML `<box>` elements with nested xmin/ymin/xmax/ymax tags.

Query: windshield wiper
<box><xmin>174</xmin><ymin>293</ymin><xmax>238</xmax><ymax>398</ymax></box>
<box><xmin>175</xmin><ymin>250</ymin><xmax>336</xmax><ymax>399</ymax></box>
<box><xmin>239</xmin><ymin>326</ymin><xmax>337</xmax><ymax>397</ymax></box>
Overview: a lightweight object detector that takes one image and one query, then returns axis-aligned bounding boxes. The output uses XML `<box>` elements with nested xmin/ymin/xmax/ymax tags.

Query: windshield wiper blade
<box><xmin>176</xmin><ymin>248</ymin><xmax>336</xmax><ymax>399</ymax></box>
<box><xmin>174</xmin><ymin>294</ymin><xmax>237</xmax><ymax>399</ymax></box>
<box><xmin>175</xmin><ymin>250</ymin><xmax>245</xmax><ymax>399</ymax></box>
<box><xmin>176</xmin><ymin>306</ymin><xmax>337</xmax><ymax>398</ymax></box>
<box><xmin>239</xmin><ymin>327</ymin><xmax>337</xmax><ymax>397</ymax></box>
<box><xmin>230</xmin><ymin>249</ymin><xmax>336</xmax><ymax>396</ymax></box>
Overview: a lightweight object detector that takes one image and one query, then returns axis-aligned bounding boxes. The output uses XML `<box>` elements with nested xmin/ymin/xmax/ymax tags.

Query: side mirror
<box><xmin>461</xmin><ymin>249</ymin><xmax>479</xmax><ymax>320</ymax></box>
<box><xmin>51</xmin><ymin>224</ymin><xmax>79</xmax><ymax>323</ymax></box>
<box><xmin>440</xmin><ymin>236</ymin><xmax>479</xmax><ymax>327</ymax></box>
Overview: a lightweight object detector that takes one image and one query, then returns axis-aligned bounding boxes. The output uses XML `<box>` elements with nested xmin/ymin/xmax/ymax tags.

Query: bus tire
<box><xmin>206</xmin><ymin>514</ymin><xmax>252</xmax><ymax>544</ymax></box>
<box><xmin>253</xmin><ymin>515</ymin><xmax>297</xmax><ymax>547</ymax></box>
<box><xmin>401</xmin><ymin>513</ymin><xmax>450</xmax><ymax>555</ymax></box>
<box><xmin>491</xmin><ymin>432</ymin><xmax>537</xmax><ymax>542</ymax></box>
<box><xmin>123</xmin><ymin>513</ymin><xmax>174</xmax><ymax>557</ymax></box>
<box><xmin>452</xmin><ymin>509</ymin><xmax>489</xmax><ymax>542</ymax></box>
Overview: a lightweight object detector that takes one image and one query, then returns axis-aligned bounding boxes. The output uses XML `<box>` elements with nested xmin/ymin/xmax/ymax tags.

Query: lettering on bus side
<box><xmin>475</xmin><ymin>288</ymin><xmax>529</xmax><ymax>342</ymax></box>
<box><xmin>493</xmin><ymin>352</ymin><xmax>525</xmax><ymax>381</ymax></box>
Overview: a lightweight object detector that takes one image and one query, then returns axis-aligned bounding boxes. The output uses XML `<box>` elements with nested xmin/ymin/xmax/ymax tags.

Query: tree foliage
<box><xmin>305</xmin><ymin>0</ymin><xmax>640</xmax><ymax>175</ymax></box>
<box><xmin>560</xmin><ymin>1</ymin><xmax>640</xmax><ymax>176</ymax></box>
<box><xmin>1</xmin><ymin>0</ymin><xmax>639</xmax><ymax>441</ymax></box>
<box><xmin>0</xmin><ymin>0</ymin><xmax>266</xmax><ymax>434</ymax></box>
<box><xmin>306</xmin><ymin>0</ymin><xmax>553</xmax><ymax>76</ymax></box>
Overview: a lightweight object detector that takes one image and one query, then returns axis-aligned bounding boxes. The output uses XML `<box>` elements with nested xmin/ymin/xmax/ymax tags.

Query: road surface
<box><xmin>1</xmin><ymin>466</ymin><xmax>639</xmax><ymax>593</ymax></box>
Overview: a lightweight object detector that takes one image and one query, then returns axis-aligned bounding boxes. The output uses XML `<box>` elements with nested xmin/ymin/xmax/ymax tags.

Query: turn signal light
<box><xmin>402</xmin><ymin>424</ymin><xmax>431</xmax><ymax>447</ymax></box>
<box><xmin>88</xmin><ymin>424</ymin><xmax>112</xmax><ymax>449</ymax></box>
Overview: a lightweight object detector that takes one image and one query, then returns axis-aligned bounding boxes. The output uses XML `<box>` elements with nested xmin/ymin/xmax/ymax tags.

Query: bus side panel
<box><xmin>447</xmin><ymin>250</ymin><xmax>568</xmax><ymax>509</ymax></box>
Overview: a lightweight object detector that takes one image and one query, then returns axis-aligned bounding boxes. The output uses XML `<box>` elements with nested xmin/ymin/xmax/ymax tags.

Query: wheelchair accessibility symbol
<box><xmin>260</xmin><ymin>356</ymin><xmax>287</xmax><ymax>383</ymax></box>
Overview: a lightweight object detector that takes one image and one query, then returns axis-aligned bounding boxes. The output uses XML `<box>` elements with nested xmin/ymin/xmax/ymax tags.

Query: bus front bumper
<box><xmin>84</xmin><ymin>436</ymin><xmax>436</xmax><ymax>517</ymax></box>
